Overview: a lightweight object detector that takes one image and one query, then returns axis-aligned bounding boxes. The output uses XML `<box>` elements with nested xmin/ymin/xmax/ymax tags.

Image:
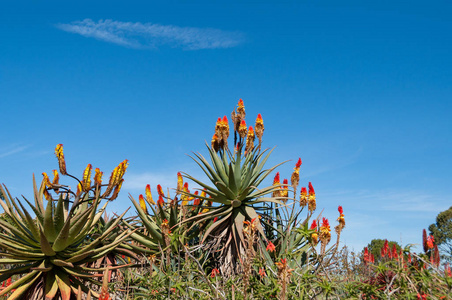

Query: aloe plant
<box><xmin>180</xmin><ymin>104</ymin><xmax>286</xmax><ymax>274</ymax></box>
<box><xmin>0</xmin><ymin>145</ymin><xmax>131</xmax><ymax>300</ymax></box>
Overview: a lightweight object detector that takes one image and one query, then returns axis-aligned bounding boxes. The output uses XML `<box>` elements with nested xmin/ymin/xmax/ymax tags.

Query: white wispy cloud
<box><xmin>0</xmin><ymin>145</ymin><xmax>29</xmax><ymax>159</ymax></box>
<box><xmin>56</xmin><ymin>19</ymin><xmax>245</xmax><ymax>50</ymax></box>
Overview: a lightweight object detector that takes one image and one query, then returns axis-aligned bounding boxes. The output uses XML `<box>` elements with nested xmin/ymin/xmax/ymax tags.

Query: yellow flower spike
<box><xmin>238</xmin><ymin>120</ymin><xmax>247</xmax><ymax>139</ymax></box>
<box><xmin>139</xmin><ymin>194</ymin><xmax>148</xmax><ymax>214</ymax></box>
<box><xmin>177</xmin><ymin>172</ymin><xmax>183</xmax><ymax>195</ymax></box>
<box><xmin>291</xmin><ymin>158</ymin><xmax>302</xmax><ymax>192</ymax></box>
<box><xmin>42</xmin><ymin>172</ymin><xmax>52</xmax><ymax>188</ymax></box>
<box><xmin>110</xmin><ymin>179</ymin><xmax>124</xmax><ymax>201</ymax></box>
<box><xmin>76</xmin><ymin>183</ymin><xmax>82</xmax><ymax>196</ymax></box>
<box><xmin>237</xmin><ymin>98</ymin><xmax>245</xmax><ymax>118</ymax></box>
<box><xmin>43</xmin><ymin>189</ymin><xmax>52</xmax><ymax>201</ymax></box>
<box><xmin>54</xmin><ymin>144</ymin><xmax>67</xmax><ymax>175</ymax></box>
<box><xmin>145</xmin><ymin>184</ymin><xmax>155</xmax><ymax>205</ymax></box>
<box><xmin>300</xmin><ymin>187</ymin><xmax>308</xmax><ymax>207</ymax></box>
<box><xmin>211</xmin><ymin>133</ymin><xmax>220</xmax><ymax>152</ymax></box>
<box><xmin>255</xmin><ymin>114</ymin><xmax>264</xmax><ymax>144</ymax></box>
<box><xmin>308</xmin><ymin>182</ymin><xmax>316</xmax><ymax>212</ymax></box>
<box><xmin>245</xmin><ymin>126</ymin><xmax>255</xmax><ymax>154</ymax></box>
<box><xmin>82</xmin><ymin>164</ymin><xmax>92</xmax><ymax>191</ymax></box>
<box><xmin>94</xmin><ymin>168</ymin><xmax>103</xmax><ymax>186</ymax></box>
<box><xmin>182</xmin><ymin>182</ymin><xmax>189</xmax><ymax>205</ymax></box>
<box><xmin>52</xmin><ymin>170</ymin><xmax>59</xmax><ymax>186</ymax></box>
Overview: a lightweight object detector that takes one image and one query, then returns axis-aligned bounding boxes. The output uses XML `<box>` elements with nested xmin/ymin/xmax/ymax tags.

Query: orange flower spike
<box><xmin>94</xmin><ymin>168</ymin><xmax>103</xmax><ymax>186</ymax></box>
<box><xmin>259</xmin><ymin>267</ymin><xmax>266</xmax><ymax>277</ymax></box>
<box><xmin>139</xmin><ymin>194</ymin><xmax>148</xmax><ymax>214</ymax></box>
<box><xmin>54</xmin><ymin>144</ymin><xmax>67</xmax><ymax>175</ymax></box>
<box><xmin>266</xmin><ymin>241</ymin><xmax>276</xmax><ymax>252</ymax></box>
<box><xmin>145</xmin><ymin>184</ymin><xmax>155</xmax><ymax>205</ymax></box>
<box><xmin>238</xmin><ymin>120</ymin><xmax>247</xmax><ymax>138</ymax></box>
<box><xmin>82</xmin><ymin>164</ymin><xmax>92</xmax><ymax>191</ymax></box>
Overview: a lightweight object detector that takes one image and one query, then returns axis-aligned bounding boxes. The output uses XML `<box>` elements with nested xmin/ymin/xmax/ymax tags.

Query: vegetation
<box><xmin>0</xmin><ymin>99</ymin><xmax>451</xmax><ymax>299</ymax></box>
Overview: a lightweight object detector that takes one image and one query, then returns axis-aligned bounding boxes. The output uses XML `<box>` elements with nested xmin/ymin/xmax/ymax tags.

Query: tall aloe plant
<box><xmin>181</xmin><ymin>101</ymin><xmax>287</xmax><ymax>274</ymax></box>
<box><xmin>0</xmin><ymin>145</ymin><xmax>131</xmax><ymax>300</ymax></box>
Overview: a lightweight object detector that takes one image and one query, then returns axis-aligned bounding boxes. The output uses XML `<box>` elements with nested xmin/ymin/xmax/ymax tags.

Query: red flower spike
<box><xmin>283</xmin><ymin>179</ymin><xmax>288</xmax><ymax>185</ymax></box>
<box><xmin>259</xmin><ymin>267</ymin><xmax>266</xmax><ymax>277</ymax></box>
<box><xmin>422</xmin><ymin>229</ymin><xmax>428</xmax><ymax>253</ymax></box>
<box><xmin>427</xmin><ymin>235</ymin><xmax>434</xmax><ymax>249</ymax></box>
<box><xmin>257</xmin><ymin>113</ymin><xmax>263</xmax><ymax>121</ymax></box>
<box><xmin>273</xmin><ymin>172</ymin><xmax>280</xmax><ymax>185</ymax></box>
<box><xmin>157</xmin><ymin>195</ymin><xmax>164</xmax><ymax>206</ymax></box>
<box><xmin>321</xmin><ymin>217</ymin><xmax>329</xmax><ymax>228</ymax></box>
<box><xmin>338</xmin><ymin>206</ymin><xmax>343</xmax><ymax>214</ymax></box>
<box><xmin>222</xmin><ymin>116</ymin><xmax>228</xmax><ymax>124</ymax></box>
<box><xmin>295</xmin><ymin>158</ymin><xmax>302</xmax><ymax>168</ymax></box>
<box><xmin>392</xmin><ymin>244</ymin><xmax>398</xmax><ymax>259</ymax></box>
<box><xmin>310</xmin><ymin>220</ymin><xmax>317</xmax><ymax>229</ymax></box>
<box><xmin>211</xmin><ymin>268</ymin><xmax>220</xmax><ymax>278</ymax></box>
<box><xmin>266</xmin><ymin>241</ymin><xmax>276</xmax><ymax>252</ymax></box>
<box><xmin>301</xmin><ymin>187</ymin><xmax>307</xmax><ymax>194</ymax></box>
<box><xmin>157</xmin><ymin>184</ymin><xmax>164</xmax><ymax>197</ymax></box>
<box><xmin>383</xmin><ymin>240</ymin><xmax>389</xmax><ymax>256</ymax></box>
<box><xmin>213</xmin><ymin>217</ymin><xmax>218</xmax><ymax>223</ymax></box>
<box><xmin>308</xmin><ymin>182</ymin><xmax>315</xmax><ymax>195</ymax></box>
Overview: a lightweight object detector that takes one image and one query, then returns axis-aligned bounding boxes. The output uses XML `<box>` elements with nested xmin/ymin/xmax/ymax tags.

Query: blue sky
<box><xmin>1</xmin><ymin>0</ymin><xmax>451</xmax><ymax>252</ymax></box>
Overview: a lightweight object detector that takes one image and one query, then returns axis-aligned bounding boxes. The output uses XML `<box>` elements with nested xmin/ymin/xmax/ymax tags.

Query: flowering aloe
<box><xmin>0</xmin><ymin>145</ymin><xmax>131</xmax><ymax>300</ymax></box>
<box><xmin>181</xmin><ymin>106</ymin><xmax>285</xmax><ymax>273</ymax></box>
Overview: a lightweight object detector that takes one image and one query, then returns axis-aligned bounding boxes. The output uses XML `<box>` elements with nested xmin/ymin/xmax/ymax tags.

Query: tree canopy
<box><xmin>429</xmin><ymin>206</ymin><xmax>452</xmax><ymax>261</ymax></box>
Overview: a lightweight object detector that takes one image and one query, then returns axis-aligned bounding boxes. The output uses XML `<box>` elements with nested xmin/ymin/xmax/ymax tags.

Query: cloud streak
<box><xmin>56</xmin><ymin>19</ymin><xmax>245</xmax><ymax>50</ymax></box>
<box><xmin>0</xmin><ymin>145</ymin><xmax>29</xmax><ymax>159</ymax></box>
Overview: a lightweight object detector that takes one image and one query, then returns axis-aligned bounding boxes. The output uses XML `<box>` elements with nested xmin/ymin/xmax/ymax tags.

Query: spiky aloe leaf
<box><xmin>0</xmin><ymin>270</ymin><xmax>41</xmax><ymax>297</ymax></box>
<box><xmin>44</xmin><ymin>272</ymin><xmax>59</xmax><ymax>300</ymax></box>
